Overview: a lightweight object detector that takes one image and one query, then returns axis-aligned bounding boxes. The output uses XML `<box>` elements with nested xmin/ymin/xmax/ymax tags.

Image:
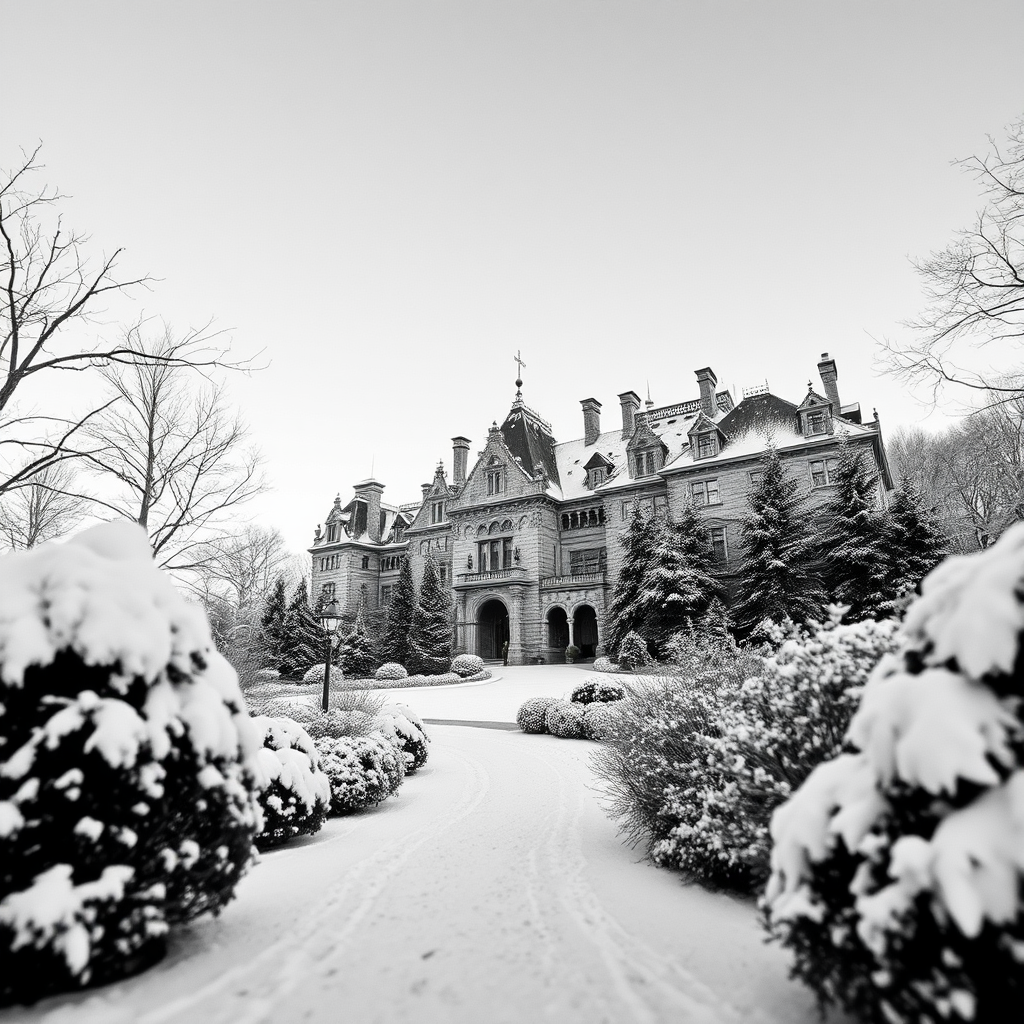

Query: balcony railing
<box><xmin>455</xmin><ymin>567</ymin><xmax>529</xmax><ymax>586</ymax></box>
<box><xmin>539</xmin><ymin>571</ymin><xmax>606</xmax><ymax>589</ymax></box>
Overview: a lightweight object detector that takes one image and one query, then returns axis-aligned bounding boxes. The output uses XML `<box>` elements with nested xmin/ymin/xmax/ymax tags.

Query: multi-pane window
<box><xmin>321</xmin><ymin>582</ymin><xmax>336</xmax><ymax>600</ymax></box>
<box><xmin>806</xmin><ymin>410</ymin><xmax>828</xmax><ymax>435</ymax></box>
<box><xmin>590</xmin><ymin>468</ymin><xmax>604</xmax><ymax>487</ymax></box>
<box><xmin>438</xmin><ymin>564</ymin><xmax>448</xmax><ymax>584</ymax></box>
<box><xmin>809</xmin><ymin>457</ymin><xmax>839</xmax><ymax>487</ymax></box>
<box><xmin>621</xmin><ymin>495</ymin><xmax>668</xmax><ymax>520</ymax></box>
<box><xmin>361</xmin><ymin>555</ymin><xmax>370</xmax><ymax>569</ymax></box>
<box><xmin>690</xmin><ymin>478</ymin><xmax>720</xmax><ymax>506</ymax></box>
<box><xmin>749</xmin><ymin>469</ymin><xmax>764</xmax><ymax>487</ymax></box>
<box><xmin>569</xmin><ymin>548</ymin><xmax>605</xmax><ymax>574</ymax></box>
<box><xmin>697</xmin><ymin>433</ymin><xmax>717</xmax><ymax>459</ymax></box>
<box><xmin>431</xmin><ymin>501</ymin><xmax>445</xmax><ymax>523</ymax></box>
<box><xmin>487</xmin><ymin>470</ymin><xmax>503</xmax><ymax>495</ymax></box>
<box><xmin>477</xmin><ymin>537</ymin><xmax>513</xmax><ymax>572</ymax></box>
<box><xmin>709</xmin><ymin>527</ymin><xmax>727</xmax><ymax>563</ymax></box>
<box><xmin>380</xmin><ymin>585</ymin><xmax>392</xmax><ymax>606</ymax></box>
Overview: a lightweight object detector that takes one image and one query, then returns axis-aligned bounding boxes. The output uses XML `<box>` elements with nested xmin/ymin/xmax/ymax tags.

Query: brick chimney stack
<box><xmin>421</xmin><ymin>482</ymin><xmax>432</xmax><ymax>500</ymax></box>
<box><xmin>580</xmin><ymin>398</ymin><xmax>602</xmax><ymax>446</ymax></box>
<box><xmin>817</xmin><ymin>352</ymin><xmax>840</xmax><ymax>411</ymax></box>
<box><xmin>695</xmin><ymin>367</ymin><xmax>718</xmax><ymax>418</ymax></box>
<box><xmin>618</xmin><ymin>391</ymin><xmax>640</xmax><ymax>439</ymax></box>
<box><xmin>354</xmin><ymin>479</ymin><xmax>385</xmax><ymax>543</ymax></box>
<box><xmin>452</xmin><ymin>436</ymin><xmax>471</xmax><ymax>486</ymax></box>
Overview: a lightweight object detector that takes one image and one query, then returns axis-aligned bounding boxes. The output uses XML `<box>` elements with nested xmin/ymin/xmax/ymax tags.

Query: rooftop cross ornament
<box><xmin>513</xmin><ymin>349</ymin><xmax>526</xmax><ymax>399</ymax></box>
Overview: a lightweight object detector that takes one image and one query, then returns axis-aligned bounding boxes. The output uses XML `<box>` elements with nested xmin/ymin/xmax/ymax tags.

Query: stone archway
<box><xmin>572</xmin><ymin>604</ymin><xmax>599</xmax><ymax>659</ymax></box>
<box><xmin>546</xmin><ymin>606</ymin><xmax>570</xmax><ymax>651</ymax></box>
<box><xmin>477</xmin><ymin>598</ymin><xmax>510</xmax><ymax>661</ymax></box>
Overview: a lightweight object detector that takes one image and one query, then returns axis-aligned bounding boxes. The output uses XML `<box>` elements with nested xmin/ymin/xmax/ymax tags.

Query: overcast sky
<box><xmin>4</xmin><ymin>1</ymin><xmax>1024</xmax><ymax>561</ymax></box>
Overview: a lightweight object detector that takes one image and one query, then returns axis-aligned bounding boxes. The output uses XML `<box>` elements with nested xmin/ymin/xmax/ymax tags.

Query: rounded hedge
<box><xmin>450</xmin><ymin>653</ymin><xmax>485</xmax><ymax>677</ymax></box>
<box><xmin>516</xmin><ymin>697</ymin><xmax>557</xmax><ymax>734</ymax></box>
<box><xmin>617</xmin><ymin>632</ymin><xmax>651</xmax><ymax>670</ymax></box>
<box><xmin>374</xmin><ymin>662</ymin><xmax>408</xmax><ymax>681</ymax></box>
<box><xmin>251</xmin><ymin>716</ymin><xmax>332</xmax><ymax>849</ymax></box>
<box><xmin>581</xmin><ymin>700</ymin><xmax>624</xmax><ymax>741</ymax></box>
<box><xmin>302</xmin><ymin>662</ymin><xmax>339</xmax><ymax>685</ymax></box>
<box><xmin>544</xmin><ymin>700</ymin><xmax>586</xmax><ymax>739</ymax></box>
<box><xmin>314</xmin><ymin>734</ymin><xmax>405</xmax><ymax>814</ymax></box>
<box><xmin>374</xmin><ymin>708</ymin><xmax>430</xmax><ymax>773</ymax></box>
<box><xmin>0</xmin><ymin>524</ymin><xmax>262</xmax><ymax>1006</ymax></box>
<box><xmin>570</xmin><ymin>678</ymin><xmax>626</xmax><ymax>705</ymax></box>
<box><xmin>592</xmin><ymin>656</ymin><xmax>618</xmax><ymax>673</ymax></box>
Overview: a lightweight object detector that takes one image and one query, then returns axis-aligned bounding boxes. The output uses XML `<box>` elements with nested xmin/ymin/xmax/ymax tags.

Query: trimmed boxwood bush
<box><xmin>544</xmin><ymin>700</ymin><xmax>585</xmax><ymax>739</ymax></box>
<box><xmin>314</xmin><ymin>735</ymin><xmax>405</xmax><ymax>814</ymax></box>
<box><xmin>450</xmin><ymin>653</ymin><xmax>485</xmax><ymax>677</ymax></box>
<box><xmin>302</xmin><ymin>662</ymin><xmax>337</xmax><ymax>685</ymax></box>
<box><xmin>0</xmin><ymin>523</ymin><xmax>262</xmax><ymax>1007</ymax></box>
<box><xmin>251</xmin><ymin>716</ymin><xmax>332</xmax><ymax>849</ymax></box>
<box><xmin>374</xmin><ymin>662</ymin><xmax>408</xmax><ymax>681</ymax></box>
<box><xmin>592</xmin><ymin>656</ymin><xmax>618</xmax><ymax>673</ymax></box>
<box><xmin>582</xmin><ymin>700</ymin><xmax>624</xmax><ymax>741</ymax></box>
<box><xmin>617</xmin><ymin>631</ymin><xmax>651</xmax><ymax>670</ymax></box>
<box><xmin>516</xmin><ymin>697</ymin><xmax>557</xmax><ymax>734</ymax></box>
<box><xmin>374</xmin><ymin>707</ymin><xmax>430</xmax><ymax>773</ymax></box>
<box><xmin>570</xmin><ymin>678</ymin><xmax>626</xmax><ymax>705</ymax></box>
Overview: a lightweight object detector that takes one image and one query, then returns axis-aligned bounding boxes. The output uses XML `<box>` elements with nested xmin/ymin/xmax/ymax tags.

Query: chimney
<box><xmin>695</xmin><ymin>367</ymin><xmax>718</xmax><ymax>418</ymax></box>
<box><xmin>817</xmin><ymin>352</ymin><xmax>840</xmax><ymax>411</ymax></box>
<box><xmin>452</xmin><ymin>436</ymin><xmax>471</xmax><ymax>486</ymax></box>
<box><xmin>580</xmin><ymin>398</ymin><xmax>602</xmax><ymax>446</ymax></box>
<box><xmin>618</xmin><ymin>391</ymin><xmax>640</xmax><ymax>439</ymax></box>
<box><xmin>354</xmin><ymin>479</ymin><xmax>385</xmax><ymax>543</ymax></box>
<box><xmin>421</xmin><ymin>482</ymin><xmax>432</xmax><ymax>500</ymax></box>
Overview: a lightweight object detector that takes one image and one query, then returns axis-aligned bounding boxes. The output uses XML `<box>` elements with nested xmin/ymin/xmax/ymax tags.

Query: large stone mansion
<box><xmin>309</xmin><ymin>353</ymin><xmax>892</xmax><ymax>664</ymax></box>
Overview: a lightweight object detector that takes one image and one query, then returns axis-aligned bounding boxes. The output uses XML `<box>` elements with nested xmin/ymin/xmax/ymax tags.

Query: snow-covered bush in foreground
<box><xmin>654</xmin><ymin>611</ymin><xmax>899</xmax><ymax>889</ymax></box>
<box><xmin>617</xmin><ymin>631</ymin><xmax>651</xmax><ymax>670</ymax></box>
<box><xmin>251</xmin><ymin>716</ymin><xmax>331</xmax><ymax>849</ymax></box>
<box><xmin>0</xmin><ymin>524</ymin><xmax>262</xmax><ymax>1006</ymax></box>
<box><xmin>314</xmin><ymin>734</ymin><xmax>405</xmax><ymax>814</ymax></box>
<box><xmin>450</xmin><ymin>653</ymin><xmax>484</xmax><ymax>677</ymax></box>
<box><xmin>517</xmin><ymin>697</ymin><xmax>556</xmax><ymax>734</ymax></box>
<box><xmin>592</xmin><ymin>656</ymin><xmax>618</xmax><ymax>673</ymax></box>
<box><xmin>300</xmin><ymin>690</ymin><xmax>387</xmax><ymax>740</ymax></box>
<box><xmin>301</xmin><ymin>662</ymin><xmax>333</xmax><ymax>685</ymax></box>
<box><xmin>571</xmin><ymin>678</ymin><xmax>626</xmax><ymax>705</ymax></box>
<box><xmin>765</xmin><ymin>526</ymin><xmax>1024</xmax><ymax>1024</ymax></box>
<box><xmin>545</xmin><ymin>700</ymin><xmax>585</xmax><ymax>739</ymax></box>
<box><xmin>374</xmin><ymin>662</ymin><xmax>407</xmax><ymax>681</ymax></box>
<box><xmin>374</xmin><ymin>705</ymin><xmax>430</xmax><ymax>772</ymax></box>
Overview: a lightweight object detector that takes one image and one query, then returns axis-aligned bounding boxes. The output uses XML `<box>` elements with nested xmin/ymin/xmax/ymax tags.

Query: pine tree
<box><xmin>641</xmin><ymin>503</ymin><xmax>723</xmax><ymax>656</ymax></box>
<box><xmin>606</xmin><ymin>501</ymin><xmax>663</xmax><ymax>655</ymax></box>
<box><xmin>280</xmin><ymin>579</ymin><xmax>323</xmax><ymax>678</ymax></box>
<box><xmin>378</xmin><ymin>558</ymin><xmax>416</xmax><ymax>667</ymax></box>
<box><xmin>884</xmin><ymin>479</ymin><xmax>949</xmax><ymax>601</ymax></box>
<box><xmin>338</xmin><ymin>614</ymin><xmax>377</xmax><ymax>678</ymax></box>
<box><xmin>256</xmin><ymin>575</ymin><xmax>289</xmax><ymax>668</ymax></box>
<box><xmin>734</xmin><ymin>446</ymin><xmax>826</xmax><ymax>634</ymax></box>
<box><xmin>409</xmin><ymin>556</ymin><xmax>453</xmax><ymax>675</ymax></box>
<box><xmin>816</xmin><ymin>443</ymin><xmax>893</xmax><ymax>620</ymax></box>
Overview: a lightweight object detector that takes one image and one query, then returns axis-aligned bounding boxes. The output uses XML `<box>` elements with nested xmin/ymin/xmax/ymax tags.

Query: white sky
<box><xmin>4</xmin><ymin>1</ymin><xmax>1024</xmax><ymax>560</ymax></box>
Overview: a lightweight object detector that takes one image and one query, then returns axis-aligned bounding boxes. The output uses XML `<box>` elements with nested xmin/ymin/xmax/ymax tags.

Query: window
<box><xmin>810</xmin><ymin>457</ymin><xmax>839</xmax><ymax>487</ymax></box>
<box><xmin>806</xmin><ymin>410</ymin><xmax>827</xmax><ymax>435</ymax></box>
<box><xmin>321</xmin><ymin>582</ymin><xmax>336</xmax><ymax>600</ymax></box>
<box><xmin>709</xmin><ymin>527</ymin><xmax>727</xmax><ymax>563</ymax></box>
<box><xmin>654</xmin><ymin>495</ymin><xmax>669</xmax><ymax>518</ymax></box>
<box><xmin>590</xmin><ymin>467</ymin><xmax>604</xmax><ymax>487</ymax></box>
<box><xmin>621</xmin><ymin>495</ymin><xmax>668</xmax><ymax>520</ymax></box>
<box><xmin>690</xmin><ymin>478</ymin><xmax>720</xmax><ymax>506</ymax></box>
<box><xmin>381</xmin><ymin>585</ymin><xmax>392</xmax><ymax>606</ymax></box>
<box><xmin>646</xmin><ymin>451</ymin><xmax>657</xmax><ymax>475</ymax></box>
<box><xmin>749</xmin><ymin>469</ymin><xmax>764</xmax><ymax>487</ymax></box>
<box><xmin>476</xmin><ymin>537</ymin><xmax>513</xmax><ymax>572</ymax></box>
<box><xmin>569</xmin><ymin>548</ymin><xmax>605</xmax><ymax>574</ymax></box>
<box><xmin>438</xmin><ymin>564</ymin><xmax>448</xmax><ymax>584</ymax></box>
<box><xmin>361</xmin><ymin>555</ymin><xmax>370</xmax><ymax>569</ymax></box>
<box><xmin>431</xmin><ymin>501</ymin><xmax>445</xmax><ymax>524</ymax></box>
<box><xmin>697</xmin><ymin>433</ymin><xmax>717</xmax><ymax>459</ymax></box>
<box><xmin>487</xmin><ymin>470</ymin><xmax>503</xmax><ymax>495</ymax></box>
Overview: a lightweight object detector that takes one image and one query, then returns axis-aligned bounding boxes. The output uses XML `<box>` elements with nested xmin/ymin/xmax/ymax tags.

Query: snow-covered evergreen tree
<box><xmin>409</xmin><ymin>557</ymin><xmax>452</xmax><ymax>675</ymax></box>
<box><xmin>815</xmin><ymin>441</ymin><xmax>893</xmax><ymax>619</ymax></box>
<box><xmin>884</xmin><ymin>478</ymin><xmax>949</xmax><ymax>603</ymax></box>
<box><xmin>606</xmin><ymin>501</ymin><xmax>662</xmax><ymax>655</ymax></box>
<box><xmin>280</xmin><ymin>579</ymin><xmax>323</xmax><ymax>678</ymax></box>
<box><xmin>733</xmin><ymin>446</ymin><xmax>826</xmax><ymax>633</ymax></box>
<box><xmin>641</xmin><ymin>503</ymin><xmax>722</xmax><ymax>655</ymax></box>
<box><xmin>257</xmin><ymin>575</ymin><xmax>289</xmax><ymax>668</ymax></box>
<box><xmin>338</xmin><ymin>613</ymin><xmax>377</xmax><ymax>679</ymax></box>
<box><xmin>378</xmin><ymin>557</ymin><xmax>415</xmax><ymax>667</ymax></box>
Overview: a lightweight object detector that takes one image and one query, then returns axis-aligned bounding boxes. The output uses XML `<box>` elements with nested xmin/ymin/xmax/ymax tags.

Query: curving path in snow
<box><xmin>6</xmin><ymin>706</ymin><xmax>850</xmax><ymax>1024</ymax></box>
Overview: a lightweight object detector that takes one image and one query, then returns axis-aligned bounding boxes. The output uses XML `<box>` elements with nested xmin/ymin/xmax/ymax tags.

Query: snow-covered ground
<box><xmin>4</xmin><ymin>669</ymin><xmax>851</xmax><ymax>1024</ymax></box>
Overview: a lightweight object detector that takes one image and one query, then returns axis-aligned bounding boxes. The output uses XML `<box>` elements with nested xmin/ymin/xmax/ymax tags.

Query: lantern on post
<box><xmin>318</xmin><ymin>597</ymin><xmax>343</xmax><ymax>713</ymax></box>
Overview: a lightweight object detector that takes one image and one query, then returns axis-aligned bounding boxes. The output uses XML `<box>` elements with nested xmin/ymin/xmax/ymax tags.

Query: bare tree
<box><xmin>0</xmin><ymin>461</ymin><xmax>85</xmax><ymax>549</ymax></box>
<box><xmin>883</xmin><ymin>118</ymin><xmax>1024</xmax><ymax>406</ymax></box>
<box><xmin>1</xmin><ymin>145</ymin><xmax>250</xmax><ymax>496</ymax></box>
<box><xmin>82</xmin><ymin>327</ymin><xmax>266</xmax><ymax>571</ymax></box>
<box><xmin>190</xmin><ymin>525</ymin><xmax>292</xmax><ymax>612</ymax></box>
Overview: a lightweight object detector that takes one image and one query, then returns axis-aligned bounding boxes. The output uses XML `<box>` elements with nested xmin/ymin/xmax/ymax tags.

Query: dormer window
<box><xmin>431</xmin><ymin>501</ymin><xmax>445</xmax><ymax>524</ymax></box>
<box><xmin>590</xmin><ymin>467</ymin><xmax>605</xmax><ymax>488</ymax></box>
<box><xmin>696</xmin><ymin>433</ymin><xmax>717</xmax><ymax>459</ymax></box>
<box><xmin>487</xmin><ymin>469</ymin><xmax>503</xmax><ymax>495</ymax></box>
<box><xmin>806</xmin><ymin>410</ymin><xmax>828</xmax><ymax>435</ymax></box>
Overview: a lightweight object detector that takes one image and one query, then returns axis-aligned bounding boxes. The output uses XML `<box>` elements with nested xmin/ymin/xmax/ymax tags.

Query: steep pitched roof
<box><xmin>499</xmin><ymin>399</ymin><xmax>560</xmax><ymax>487</ymax></box>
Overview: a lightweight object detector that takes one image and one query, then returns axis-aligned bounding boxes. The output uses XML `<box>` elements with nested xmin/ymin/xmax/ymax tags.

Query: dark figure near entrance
<box><xmin>502</xmin><ymin>640</ymin><xmax>509</xmax><ymax>666</ymax></box>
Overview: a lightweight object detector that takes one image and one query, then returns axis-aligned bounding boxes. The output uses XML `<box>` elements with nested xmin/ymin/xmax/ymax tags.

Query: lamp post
<box><xmin>318</xmin><ymin>598</ymin><xmax>342</xmax><ymax>713</ymax></box>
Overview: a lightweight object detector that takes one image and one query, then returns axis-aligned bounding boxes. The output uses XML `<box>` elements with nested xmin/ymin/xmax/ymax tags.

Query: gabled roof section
<box><xmin>686</xmin><ymin>410</ymin><xmax>725</xmax><ymax>438</ymax></box>
<box><xmin>583</xmin><ymin>450</ymin><xmax>614</xmax><ymax>471</ymax></box>
<box><xmin>499</xmin><ymin>398</ymin><xmax>560</xmax><ymax>487</ymax></box>
<box><xmin>797</xmin><ymin>388</ymin><xmax>832</xmax><ymax>411</ymax></box>
<box><xmin>626</xmin><ymin>414</ymin><xmax>669</xmax><ymax>453</ymax></box>
<box><xmin>716</xmin><ymin>392</ymin><xmax>799</xmax><ymax>438</ymax></box>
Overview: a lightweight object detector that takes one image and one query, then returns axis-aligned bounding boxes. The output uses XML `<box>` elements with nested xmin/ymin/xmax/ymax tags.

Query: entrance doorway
<box><xmin>546</xmin><ymin>607</ymin><xmax>570</xmax><ymax>650</ymax></box>
<box><xmin>573</xmin><ymin>605</ymin><xmax>599</xmax><ymax>659</ymax></box>
<box><xmin>477</xmin><ymin>599</ymin><xmax>510</xmax><ymax>660</ymax></box>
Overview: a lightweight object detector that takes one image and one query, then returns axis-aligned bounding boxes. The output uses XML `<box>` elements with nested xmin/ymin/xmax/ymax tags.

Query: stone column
<box><xmin>455</xmin><ymin>592</ymin><xmax>469</xmax><ymax>653</ymax></box>
<box><xmin>508</xmin><ymin>588</ymin><xmax>526</xmax><ymax>666</ymax></box>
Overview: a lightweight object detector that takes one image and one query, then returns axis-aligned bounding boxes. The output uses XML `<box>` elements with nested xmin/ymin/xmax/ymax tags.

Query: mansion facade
<box><xmin>309</xmin><ymin>353</ymin><xmax>892</xmax><ymax>664</ymax></box>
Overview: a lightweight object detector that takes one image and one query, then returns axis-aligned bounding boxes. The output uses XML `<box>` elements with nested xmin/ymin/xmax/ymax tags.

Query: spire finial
<box><xmin>645</xmin><ymin>381</ymin><xmax>653</xmax><ymax>409</ymax></box>
<box><xmin>513</xmin><ymin>349</ymin><xmax>526</xmax><ymax>399</ymax></box>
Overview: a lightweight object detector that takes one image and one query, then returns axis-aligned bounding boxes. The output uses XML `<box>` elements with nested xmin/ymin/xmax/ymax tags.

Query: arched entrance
<box><xmin>573</xmin><ymin>604</ymin><xmax>599</xmax><ymax>659</ymax></box>
<box><xmin>477</xmin><ymin>599</ymin><xmax>510</xmax><ymax>660</ymax></box>
<box><xmin>546</xmin><ymin>606</ymin><xmax>570</xmax><ymax>650</ymax></box>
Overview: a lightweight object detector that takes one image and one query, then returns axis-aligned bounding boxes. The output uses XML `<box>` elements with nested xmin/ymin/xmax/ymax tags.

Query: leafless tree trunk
<box><xmin>0</xmin><ymin>461</ymin><xmax>85</xmax><ymax>549</ymax></box>
<box><xmin>83</xmin><ymin>328</ymin><xmax>266</xmax><ymax>571</ymax></box>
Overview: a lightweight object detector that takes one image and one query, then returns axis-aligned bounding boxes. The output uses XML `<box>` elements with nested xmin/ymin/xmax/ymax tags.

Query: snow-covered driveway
<box><xmin>6</xmin><ymin>713</ymin><xmax>846</xmax><ymax>1024</ymax></box>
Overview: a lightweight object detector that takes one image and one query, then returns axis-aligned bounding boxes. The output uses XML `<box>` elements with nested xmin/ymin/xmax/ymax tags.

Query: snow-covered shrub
<box><xmin>653</xmin><ymin>611</ymin><xmax>899</xmax><ymax>889</ymax></box>
<box><xmin>251</xmin><ymin>716</ymin><xmax>331</xmax><ymax>849</ymax></box>
<box><xmin>450</xmin><ymin>653</ymin><xmax>485</xmax><ymax>677</ymax></box>
<box><xmin>315</xmin><ymin>734</ymin><xmax>405</xmax><ymax>814</ymax></box>
<box><xmin>592</xmin><ymin>656</ymin><xmax>618</xmax><ymax>673</ymax></box>
<box><xmin>617</xmin><ymin>631</ymin><xmax>650</xmax><ymax>670</ymax></box>
<box><xmin>0</xmin><ymin>524</ymin><xmax>262</xmax><ymax>1006</ymax></box>
<box><xmin>516</xmin><ymin>697</ymin><xmax>557</xmax><ymax>734</ymax></box>
<box><xmin>764</xmin><ymin>525</ymin><xmax>1024</xmax><ymax>1024</ymax></box>
<box><xmin>255</xmin><ymin>668</ymin><xmax>281</xmax><ymax>680</ymax></box>
<box><xmin>302</xmin><ymin>690</ymin><xmax>387</xmax><ymax>741</ymax></box>
<box><xmin>375</xmin><ymin>662</ymin><xmax>408</xmax><ymax>681</ymax></box>
<box><xmin>570</xmin><ymin>678</ymin><xmax>626</xmax><ymax>705</ymax></box>
<box><xmin>374</xmin><ymin>707</ymin><xmax>429</xmax><ymax>772</ymax></box>
<box><xmin>582</xmin><ymin>700</ymin><xmax>624</xmax><ymax>741</ymax></box>
<box><xmin>302</xmin><ymin>662</ymin><xmax>337</xmax><ymax>685</ymax></box>
<box><xmin>545</xmin><ymin>700</ymin><xmax>585</xmax><ymax>739</ymax></box>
